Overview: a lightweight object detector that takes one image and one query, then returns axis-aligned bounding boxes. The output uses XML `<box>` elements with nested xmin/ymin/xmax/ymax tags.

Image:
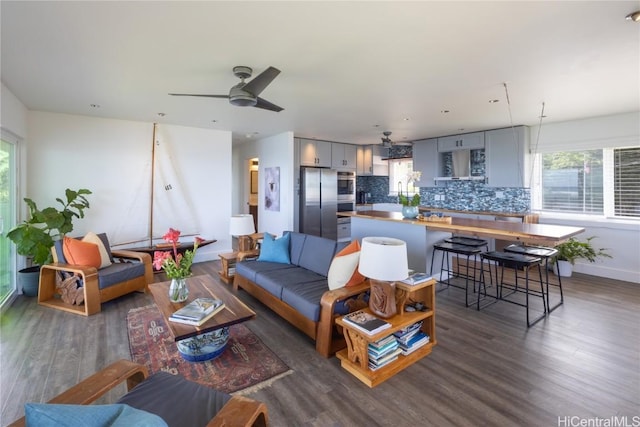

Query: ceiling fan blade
<box><xmin>242</xmin><ymin>67</ymin><xmax>281</xmax><ymax>96</ymax></box>
<box><xmin>255</xmin><ymin>97</ymin><xmax>284</xmax><ymax>112</ymax></box>
<box><xmin>168</xmin><ymin>94</ymin><xmax>229</xmax><ymax>98</ymax></box>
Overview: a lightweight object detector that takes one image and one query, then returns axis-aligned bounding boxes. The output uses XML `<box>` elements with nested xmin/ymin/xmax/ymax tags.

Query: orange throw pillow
<box><xmin>62</xmin><ymin>237</ymin><xmax>102</xmax><ymax>268</ymax></box>
<box><xmin>327</xmin><ymin>240</ymin><xmax>366</xmax><ymax>290</ymax></box>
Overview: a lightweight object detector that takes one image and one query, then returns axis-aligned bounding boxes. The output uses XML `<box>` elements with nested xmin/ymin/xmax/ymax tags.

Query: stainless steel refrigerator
<box><xmin>299</xmin><ymin>167</ymin><xmax>338</xmax><ymax>240</ymax></box>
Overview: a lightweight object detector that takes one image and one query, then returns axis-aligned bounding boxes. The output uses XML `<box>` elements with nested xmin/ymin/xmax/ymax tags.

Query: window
<box><xmin>1</xmin><ymin>137</ymin><xmax>17</xmax><ymax>305</ymax></box>
<box><xmin>534</xmin><ymin>147</ymin><xmax>639</xmax><ymax>219</ymax></box>
<box><xmin>388</xmin><ymin>158</ymin><xmax>419</xmax><ymax>196</ymax></box>
<box><xmin>614</xmin><ymin>147</ymin><xmax>640</xmax><ymax>217</ymax></box>
<box><xmin>541</xmin><ymin>150</ymin><xmax>603</xmax><ymax>214</ymax></box>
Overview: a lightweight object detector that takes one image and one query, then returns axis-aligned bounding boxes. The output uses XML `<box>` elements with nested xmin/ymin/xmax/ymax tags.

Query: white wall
<box><xmin>233</xmin><ymin>132</ymin><xmax>294</xmax><ymax>236</ymax></box>
<box><xmin>1</xmin><ymin>82</ymin><xmax>28</xmax><ymax>139</ymax></box>
<box><xmin>26</xmin><ymin>112</ymin><xmax>232</xmax><ymax>261</ymax></box>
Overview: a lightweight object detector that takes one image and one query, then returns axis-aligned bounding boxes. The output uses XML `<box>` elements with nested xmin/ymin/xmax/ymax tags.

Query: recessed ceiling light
<box><xmin>89</xmin><ymin>104</ymin><xmax>100</xmax><ymax>108</ymax></box>
<box><xmin>211</xmin><ymin>120</ymin><xmax>218</xmax><ymax>123</ymax></box>
<box><xmin>488</xmin><ymin>99</ymin><xmax>500</xmax><ymax>103</ymax></box>
<box><xmin>441</xmin><ymin>110</ymin><xmax>450</xmax><ymax>114</ymax></box>
<box><xmin>458</xmin><ymin>128</ymin><xmax>465</xmax><ymax>131</ymax></box>
<box><xmin>157</xmin><ymin>112</ymin><xmax>166</xmax><ymax>117</ymax></box>
<box><xmin>402</xmin><ymin>118</ymin><xmax>409</xmax><ymax>121</ymax></box>
<box><xmin>373</xmin><ymin>124</ymin><xmax>380</xmax><ymax>128</ymax></box>
<box><xmin>626</xmin><ymin>11</ymin><xmax>640</xmax><ymax>22</ymax></box>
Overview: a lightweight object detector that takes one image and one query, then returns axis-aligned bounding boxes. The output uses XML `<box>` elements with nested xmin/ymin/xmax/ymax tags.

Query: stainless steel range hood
<box><xmin>434</xmin><ymin>149</ymin><xmax>486</xmax><ymax>181</ymax></box>
<box><xmin>451</xmin><ymin>150</ymin><xmax>470</xmax><ymax>178</ymax></box>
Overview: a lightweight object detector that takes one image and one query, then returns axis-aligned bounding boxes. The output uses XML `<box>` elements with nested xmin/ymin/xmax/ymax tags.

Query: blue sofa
<box><xmin>233</xmin><ymin>231</ymin><xmax>370</xmax><ymax>357</ymax></box>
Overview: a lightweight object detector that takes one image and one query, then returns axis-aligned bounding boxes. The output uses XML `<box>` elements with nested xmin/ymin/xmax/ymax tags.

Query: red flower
<box><xmin>163</xmin><ymin>228</ymin><xmax>181</xmax><ymax>244</ymax></box>
<box><xmin>194</xmin><ymin>236</ymin><xmax>205</xmax><ymax>246</ymax></box>
<box><xmin>153</xmin><ymin>251</ymin><xmax>171</xmax><ymax>270</ymax></box>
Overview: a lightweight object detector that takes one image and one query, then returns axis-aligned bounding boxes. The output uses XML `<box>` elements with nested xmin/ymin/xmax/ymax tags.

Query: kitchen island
<box><xmin>341</xmin><ymin>210</ymin><xmax>585</xmax><ymax>273</ymax></box>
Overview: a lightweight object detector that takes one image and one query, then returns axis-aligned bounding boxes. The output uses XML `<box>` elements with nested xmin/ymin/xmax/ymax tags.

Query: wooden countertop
<box><xmin>418</xmin><ymin>206</ymin><xmax>537</xmax><ymax>220</ymax></box>
<box><xmin>341</xmin><ymin>210</ymin><xmax>584</xmax><ymax>246</ymax></box>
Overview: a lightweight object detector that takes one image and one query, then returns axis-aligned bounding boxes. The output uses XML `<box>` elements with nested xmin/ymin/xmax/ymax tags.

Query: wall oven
<box><xmin>337</xmin><ymin>171</ymin><xmax>356</xmax><ymax>201</ymax></box>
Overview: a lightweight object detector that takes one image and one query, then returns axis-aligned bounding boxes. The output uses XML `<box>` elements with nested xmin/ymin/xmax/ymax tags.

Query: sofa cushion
<box><xmin>53</xmin><ymin>233</ymin><xmax>114</xmax><ymax>264</ymax></box>
<box><xmin>117</xmin><ymin>372</ymin><xmax>230</xmax><ymax>427</ymax></box>
<box><xmin>97</xmin><ymin>262</ymin><xmax>146</xmax><ymax>289</ymax></box>
<box><xmin>62</xmin><ymin>237</ymin><xmax>102</xmax><ymax>268</ymax></box>
<box><xmin>254</xmin><ymin>266</ymin><xmax>322</xmax><ymax>300</ymax></box>
<box><xmin>24</xmin><ymin>403</ymin><xmax>167</xmax><ymax>427</ymax></box>
<box><xmin>285</xmin><ymin>231</ymin><xmax>306</xmax><ymax>266</ymax></box>
<box><xmin>281</xmin><ymin>279</ymin><xmax>331</xmax><ymax>322</ymax></box>
<box><xmin>297</xmin><ymin>234</ymin><xmax>338</xmax><ymax>277</ymax></box>
<box><xmin>82</xmin><ymin>232</ymin><xmax>113</xmax><ymax>269</ymax></box>
<box><xmin>236</xmin><ymin>259</ymin><xmax>297</xmax><ymax>284</ymax></box>
<box><xmin>257</xmin><ymin>233</ymin><xmax>291</xmax><ymax>264</ymax></box>
<box><xmin>327</xmin><ymin>240</ymin><xmax>366</xmax><ymax>290</ymax></box>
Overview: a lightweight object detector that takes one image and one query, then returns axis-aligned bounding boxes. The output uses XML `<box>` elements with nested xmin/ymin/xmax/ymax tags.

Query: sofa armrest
<box><xmin>237</xmin><ymin>249</ymin><xmax>260</xmax><ymax>261</ymax></box>
<box><xmin>316</xmin><ymin>280</ymin><xmax>371</xmax><ymax>357</ymax></box>
<box><xmin>206</xmin><ymin>395</ymin><xmax>268</xmax><ymax>427</ymax></box>
<box><xmin>39</xmin><ymin>263</ymin><xmax>102</xmax><ymax>314</ymax></box>
<box><xmin>8</xmin><ymin>360</ymin><xmax>148</xmax><ymax>427</ymax></box>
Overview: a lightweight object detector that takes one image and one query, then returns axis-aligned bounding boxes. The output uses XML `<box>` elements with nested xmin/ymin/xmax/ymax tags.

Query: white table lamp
<box><xmin>358</xmin><ymin>237</ymin><xmax>409</xmax><ymax>318</ymax></box>
<box><xmin>230</xmin><ymin>214</ymin><xmax>256</xmax><ymax>252</ymax></box>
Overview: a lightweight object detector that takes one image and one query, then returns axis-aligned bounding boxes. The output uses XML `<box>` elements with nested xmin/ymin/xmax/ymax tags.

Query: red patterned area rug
<box><xmin>127</xmin><ymin>305</ymin><xmax>292</xmax><ymax>394</ymax></box>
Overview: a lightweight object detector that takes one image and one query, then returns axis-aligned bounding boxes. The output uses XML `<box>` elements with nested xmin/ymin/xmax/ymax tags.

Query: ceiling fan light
<box><xmin>626</xmin><ymin>11</ymin><xmax>640</xmax><ymax>22</ymax></box>
<box><xmin>229</xmin><ymin>95</ymin><xmax>257</xmax><ymax>107</ymax></box>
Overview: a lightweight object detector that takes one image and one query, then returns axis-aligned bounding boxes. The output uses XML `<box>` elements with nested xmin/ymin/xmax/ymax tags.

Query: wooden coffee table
<box><xmin>149</xmin><ymin>274</ymin><xmax>256</xmax><ymax>361</ymax></box>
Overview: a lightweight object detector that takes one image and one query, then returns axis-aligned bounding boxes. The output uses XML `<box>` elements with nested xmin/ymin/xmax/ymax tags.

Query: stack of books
<box><xmin>169</xmin><ymin>297</ymin><xmax>225</xmax><ymax>326</ymax></box>
<box><xmin>368</xmin><ymin>335</ymin><xmax>402</xmax><ymax>371</ymax></box>
<box><xmin>400</xmin><ymin>272</ymin><xmax>432</xmax><ymax>286</ymax></box>
<box><xmin>342</xmin><ymin>310</ymin><xmax>391</xmax><ymax>336</ymax></box>
<box><xmin>393</xmin><ymin>321</ymin><xmax>429</xmax><ymax>355</ymax></box>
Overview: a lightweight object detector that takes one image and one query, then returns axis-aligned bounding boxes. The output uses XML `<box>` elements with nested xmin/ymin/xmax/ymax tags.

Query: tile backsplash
<box><xmin>357</xmin><ymin>176</ymin><xmax>530</xmax><ymax>213</ymax></box>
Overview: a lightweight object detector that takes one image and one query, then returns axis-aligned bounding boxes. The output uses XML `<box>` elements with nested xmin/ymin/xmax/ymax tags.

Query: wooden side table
<box><xmin>336</xmin><ymin>279</ymin><xmax>437</xmax><ymax>387</ymax></box>
<box><xmin>218</xmin><ymin>252</ymin><xmax>238</xmax><ymax>285</ymax></box>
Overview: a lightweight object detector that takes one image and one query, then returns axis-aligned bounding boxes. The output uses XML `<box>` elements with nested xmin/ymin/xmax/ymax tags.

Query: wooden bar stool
<box><xmin>479</xmin><ymin>251</ymin><xmax>546</xmax><ymax>327</ymax></box>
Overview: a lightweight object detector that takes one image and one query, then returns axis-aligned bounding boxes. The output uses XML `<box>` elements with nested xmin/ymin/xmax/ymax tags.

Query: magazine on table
<box><xmin>400</xmin><ymin>272</ymin><xmax>433</xmax><ymax>285</ymax></box>
<box><xmin>169</xmin><ymin>298</ymin><xmax>225</xmax><ymax>325</ymax></box>
<box><xmin>342</xmin><ymin>310</ymin><xmax>391</xmax><ymax>335</ymax></box>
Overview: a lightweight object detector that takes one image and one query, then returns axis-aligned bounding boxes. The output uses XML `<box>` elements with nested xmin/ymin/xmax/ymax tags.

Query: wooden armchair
<box><xmin>38</xmin><ymin>234</ymin><xmax>153</xmax><ymax>316</ymax></box>
<box><xmin>8</xmin><ymin>359</ymin><xmax>268</xmax><ymax>427</ymax></box>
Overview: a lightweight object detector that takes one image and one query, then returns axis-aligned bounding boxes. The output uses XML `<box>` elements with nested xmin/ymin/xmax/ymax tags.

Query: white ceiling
<box><xmin>2</xmin><ymin>1</ymin><xmax>639</xmax><ymax>145</ymax></box>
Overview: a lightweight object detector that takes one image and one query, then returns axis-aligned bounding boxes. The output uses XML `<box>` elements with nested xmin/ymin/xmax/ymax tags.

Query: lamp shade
<box><xmin>229</xmin><ymin>214</ymin><xmax>255</xmax><ymax>236</ymax></box>
<box><xmin>358</xmin><ymin>237</ymin><xmax>409</xmax><ymax>281</ymax></box>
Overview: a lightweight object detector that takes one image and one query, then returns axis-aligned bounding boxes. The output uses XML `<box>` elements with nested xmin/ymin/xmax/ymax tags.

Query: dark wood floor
<box><xmin>1</xmin><ymin>261</ymin><xmax>639</xmax><ymax>426</ymax></box>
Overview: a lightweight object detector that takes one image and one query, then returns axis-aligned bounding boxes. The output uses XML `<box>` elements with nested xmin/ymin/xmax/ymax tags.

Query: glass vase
<box><xmin>402</xmin><ymin>206</ymin><xmax>419</xmax><ymax>219</ymax></box>
<box><xmin>169</xmin><ymin>278</ymin><xmax>189</xmax><ymax>303</ymax></box>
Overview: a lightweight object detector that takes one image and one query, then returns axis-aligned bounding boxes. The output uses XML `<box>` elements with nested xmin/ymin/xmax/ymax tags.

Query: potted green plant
<box><xmin>398</xmin><ymin>193</ymin><xmax>421</xmax><ymax>219</ymax></box>
<box><xmin>553</xmin><ymin>236</ymin><xmax>611</xmax><ymax>277</ymax></box>
<box><xmin>6</xmin><ymin>188</ymin><xmax>92</xmax><ymax>296</ymax></box>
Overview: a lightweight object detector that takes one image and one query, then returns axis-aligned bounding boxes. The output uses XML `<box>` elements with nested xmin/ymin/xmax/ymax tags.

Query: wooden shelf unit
<box><xmin>218</xmin><ymin>252</ymin><xmax>237</xmax><ymax>285</ymax></box>
<box><xmin>336</xmin><ymin>279</ymin><xmax>437</xmax><ymax>387</ymax></box>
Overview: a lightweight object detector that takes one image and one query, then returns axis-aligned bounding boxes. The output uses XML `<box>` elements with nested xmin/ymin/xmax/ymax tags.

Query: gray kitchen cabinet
<box><xmin>300</xmin><ymin>138</ymin><xmax>332</xmax><ymax>167</ymax></box>
<box><xmin>485</xmin><ymin>126</ymin><xmax>529</xmax><ymax>187</ymax></box>
<box><xmin>437</xmin><ymin>131</ymin><xmax>485</xmax><ymax>152</ymax></box>
<box><xmin>332</xmin><ymin>143</ymin><xmax>357</xmax><ymax>171</ymax></box>
<box><xmin>357</xmin><ymin>145</ymin><xmax>388</xmax><ymax>176</ymax></box>
<box><xmin>412</xmin><ymin>138</ymin><xmax>438</xmax><ymax>187</ymax></box>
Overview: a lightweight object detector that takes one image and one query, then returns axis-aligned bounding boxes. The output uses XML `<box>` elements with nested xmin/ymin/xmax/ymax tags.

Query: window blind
<box><xmin>614</xmin><ymin>147</ymin><xmax>640</xmax><ymax>217</ymax></box>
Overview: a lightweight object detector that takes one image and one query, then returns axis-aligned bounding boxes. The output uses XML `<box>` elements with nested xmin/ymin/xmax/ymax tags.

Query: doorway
<box><xmin>249</xmin><ymin>159</ymin><xmax>258</xmax><ymax>231</ymax></box>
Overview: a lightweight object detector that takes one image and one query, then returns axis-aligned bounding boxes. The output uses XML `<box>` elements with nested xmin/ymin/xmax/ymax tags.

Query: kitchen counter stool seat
<box><xmin>479</xmin><ymin>251</ymin><xmax>546</xmax><ymax>327</ymax></box>
<box><xmin>430</xmin><ymin>241</ymin><xmax>485</xmax><ymax>307</ymax></box>
<box><xmin>504</xmin><ymin>244</ymin><xmax>563</xmax><ymax>314</ymax></box>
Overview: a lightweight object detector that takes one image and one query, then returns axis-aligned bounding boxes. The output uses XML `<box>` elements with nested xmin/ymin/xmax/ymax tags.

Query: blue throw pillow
<box><xmin>257</xmin><ymin>233</ymin><xmax>291</xmax><ymax>264</ymax></box>
<box><xmin>24</xmin><ymin>403</ymin><xmax>168</xmax><ymax>427</ymax></box>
